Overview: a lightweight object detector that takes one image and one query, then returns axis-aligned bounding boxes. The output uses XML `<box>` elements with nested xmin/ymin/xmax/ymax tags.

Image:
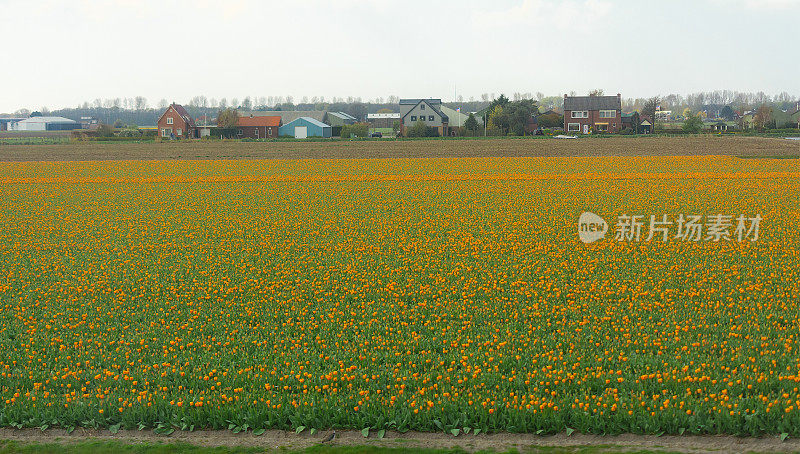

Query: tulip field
<box><xmin>1</xmin><ymin>155</ymin><xmax>799</xmax><ymax>437</ymax></box>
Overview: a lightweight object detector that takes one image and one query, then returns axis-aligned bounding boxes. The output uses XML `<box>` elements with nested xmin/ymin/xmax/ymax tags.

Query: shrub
<box><xmin>341</xmin><ymin>123</ymin><xmax>369</xmax><ymax>138</ymax></box>
<box><xmin>537</xmin><ymin>113</ymin><xmax>563</xmax><ymax>128</ymax></box>
<box><xmin>116</xmin><ymin>129</ymin><xmax>142</xmax><ymax>138</ymax></box>
<box><xmin>96</xmin><ymin>124</ymin><xmax>115</xmax><ymax>138</ymax></box>
<box><xmin>682</xmin><ymin>115</ymin><xmax>703</xmax><ymax>134</ymax></box>
<box><xmin>405</xmin><ymin>120</ymin><xmax>438</xmax><ymax>138</ymax></box>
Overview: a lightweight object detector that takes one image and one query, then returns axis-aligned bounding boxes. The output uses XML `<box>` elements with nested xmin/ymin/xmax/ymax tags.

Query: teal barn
<box><xmin>279</xmin><ymin>117</ymin><xmax>332</xmax><ymax>138</ymax></box>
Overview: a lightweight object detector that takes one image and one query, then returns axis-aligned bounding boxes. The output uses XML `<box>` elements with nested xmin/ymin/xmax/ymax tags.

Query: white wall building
<box><xmin>8</xmin><ymin>116</ymin><xmax>79</xmax><ymax>131</ymax></box>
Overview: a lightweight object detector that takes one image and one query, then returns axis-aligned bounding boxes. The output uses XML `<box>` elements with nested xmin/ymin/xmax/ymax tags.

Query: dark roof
<box><xmin>171</xmin><ymin>104</ymin><xmax>196</xmax><ymax>128</ymax></box>
<box><xmin>563</xmin><ymin>96</ymin><xmax>621</xmax><ymax>111</ymax></box>
<box><xmin>157</xmin><ymin>104</ymin><xmax>196</xmax><ymax>128</ymax></box>
<box><xmin>400</xmin><ymin>98</ymin><xmax>442</xmax><ymax>106</ymax></box>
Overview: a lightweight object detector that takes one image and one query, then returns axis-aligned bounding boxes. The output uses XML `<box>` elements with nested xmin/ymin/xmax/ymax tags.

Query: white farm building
<box><xmin>7</xmin><ymin>116</ymin><xmax>79</xmax><ymax>131</ymax></box>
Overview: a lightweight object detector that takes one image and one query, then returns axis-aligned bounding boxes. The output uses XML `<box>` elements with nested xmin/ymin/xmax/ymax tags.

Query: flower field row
<box><xmin>0</xmin><ymin>156</ymin><xmax>799</xmax><ymax>436</ymax></box>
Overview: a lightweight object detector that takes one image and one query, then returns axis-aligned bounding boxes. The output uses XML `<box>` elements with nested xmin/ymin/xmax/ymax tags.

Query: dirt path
<box><xmin>2</xmin><ymin>428</ymin><xmax>799</xmax><ymax>453</ymax></box>
<box><xmin>0</xmin><ymin>136</ymin><xmax>798</xmax><ymax>162</ymax></box>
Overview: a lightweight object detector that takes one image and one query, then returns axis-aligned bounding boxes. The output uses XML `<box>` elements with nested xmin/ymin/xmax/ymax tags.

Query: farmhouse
<box><xmin>235</xmin><ymin>115</ymin><xmax>281</xmax><ymax>139</ymax></box>
<box><xmin>563</xmin><ymin>93</ymin><xmax>622</xmax><ymax>134</ymax></box>
<box><xmin>704</xmin><ymin>120</ymin><xmax>739</xmax><ymax>132</ymax></box>
<box><xmin>399</xmin><ymin>98</ymin><xmax>449</xmax><ymax>136</ymax></box>
<box><xmin>157</xmin><ymin>103</ymin><xmax>196</xmax><ymax>139</ymax></box>
<box><xmin>279</xmin><ymin>117</ymin><xmax>332</xmax><ymax>138</ymax></box>
<box><xmin>7</xmin><ymin>116</ymin><xmax>79</xmax><ymax>131</ymax></box>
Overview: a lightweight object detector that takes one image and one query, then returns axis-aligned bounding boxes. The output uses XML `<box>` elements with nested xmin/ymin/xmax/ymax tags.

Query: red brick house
<box><xmin>236</xmin><ymin>115</ymin><xmax>281</xmax><ymax>139</ymax></box>
<box><xmin>563</xmin><ymin>93</ymin><xmax>622</xmax><ymax>134</ymax></box>
<box><xmin>157</xmin><ymin>104</ymin><xmax>197</xmax><ymax>139</ymax></box>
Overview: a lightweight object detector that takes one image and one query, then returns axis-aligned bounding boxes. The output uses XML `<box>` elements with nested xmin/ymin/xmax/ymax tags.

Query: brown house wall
<box><xmin>237</xmin><ymin>126</ymin><xmax>278</xmax><ymax>139</ymax></box>
<box><xmin>157</xmin><ymin>106</ymin><xmax>195</xmax><ymax>138</ymax></box>
<box><xmin>563</xmin><ymin>110</ymin><xmax>621</xmax><ymax>133</ymax></box>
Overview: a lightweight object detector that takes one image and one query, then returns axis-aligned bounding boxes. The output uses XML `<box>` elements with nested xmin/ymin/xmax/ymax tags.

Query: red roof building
<box><xmin>236</xmin><ymin>115</ymin><xmax>281</xmax><ymax>139</ymax></box>
<box><xmin>157</xmin><ymin>104</ymin><xmax>197</xmax><ymax>139</ymax></box>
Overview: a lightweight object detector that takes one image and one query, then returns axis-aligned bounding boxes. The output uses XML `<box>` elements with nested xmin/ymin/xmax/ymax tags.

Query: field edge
<box><xmin>1</xmin><ymin>429</ymin><xmax>800</xmax><ymax>453</ymax></box>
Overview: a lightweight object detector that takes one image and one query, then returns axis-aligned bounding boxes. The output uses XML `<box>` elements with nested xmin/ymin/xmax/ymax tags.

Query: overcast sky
<box><xmin>1</xmin><ymin>0</ymin><xmax>798</xmax><ymax>112</ymax></box>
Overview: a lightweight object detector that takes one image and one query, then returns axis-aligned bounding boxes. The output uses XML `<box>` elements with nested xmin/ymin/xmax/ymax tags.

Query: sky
<box><xmin>1</xmin><ymin>0</ymin><xmax>798</xmax><ymax>112</ymax></box>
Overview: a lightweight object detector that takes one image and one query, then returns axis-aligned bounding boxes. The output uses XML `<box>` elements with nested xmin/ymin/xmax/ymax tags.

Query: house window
<box><xmin>167</xmin><ymin>117</ymin><xmax>174</xmax><ymax>125</ymax></box>
<box><xmin>428</xmin><ymin>115</ymin><xmax>434</xmax><ymax>121</ymax></box>
<box><xmin>161</xmin><ymin>128</ymin><xmax>172</xmax><ymax>137</ymax></box>
<box><xmin>599</xmin><ymin>110</ymin><xmax>616</xmax><ymax>118</ymax></box>
<box><xmin>176</xmin><ymin>128</ymin><xmax>182</xmax><ymax>136</ymax></box>
<box><xmin>421</xmin><ymin>104</ymin><xmax>425</xmax><ymax>110</ymax></box>
<box><xmin>596</xmin><ymin>124</ymin><xmax>608</xmax><ymax>132</ymax></box>
<box><xmin>237</xmin><ymin>129</ymin><xmax>243</xmax><ymax>135</ymax></box>
<box><xmin>613</xmin><ymin>123</ymin><xmax>617</xmax><ymax>128</ymax></box>
<box><xmin>571</xmin><ymin>111</ymin><xmax>588</xmax><ymax>119</ymax></box>
<box><xmin>568</xmin><ymin>123</ymin><xmax>580</xmax><ymax>132</ymax></box>
<box><xmin>411</xmin><ymin>116</ymin><xmax>417</xmax><ymax>121</ymax></box>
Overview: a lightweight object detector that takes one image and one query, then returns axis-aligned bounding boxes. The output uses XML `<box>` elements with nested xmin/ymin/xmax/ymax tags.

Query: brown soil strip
<box><xmin>0</xmin><ymin>136</ymin><xmax>797</xmax><ymax>162</ymax></box>
<box><xmin>2</xmin><ymin>428</ymin><xmax>799</xmax><ymax>453</ymax></box>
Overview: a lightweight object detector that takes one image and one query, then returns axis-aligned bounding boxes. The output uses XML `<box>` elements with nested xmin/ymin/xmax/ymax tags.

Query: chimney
<box><xmin>617</xmin><ymin>93</ymin><xmax>621</xmax><ymax>99</ymax></box>
<box><xmin>564</xmin><ymin>94</ymin><xmax>568</xmax><ymax>99</ymax></box>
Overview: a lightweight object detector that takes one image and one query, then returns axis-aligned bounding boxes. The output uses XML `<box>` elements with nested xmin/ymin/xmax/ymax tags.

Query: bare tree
<box><xmin>753</xmin><ymin>105</ymin><xmax>772</xmax><ymax>130</ymax></box>
<box><xmin>216</xmin><ymin>108</ymin><xmax>240</xmax><ymax>129</ymax></box>
<box><xmin>134</xmin><ymin>96</ymin><xmax>148</xmax><ymax>110</ymax></box>
<box><xmin>642</xmin><ymin>96</ymin><xmax>660</xmax><ymax>129</ymax></box>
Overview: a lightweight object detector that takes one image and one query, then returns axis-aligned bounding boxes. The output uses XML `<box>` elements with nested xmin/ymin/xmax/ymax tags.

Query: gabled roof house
<box><xmin>399</xmin><ymin>98</ymin><xmax>449</xmax><ymax>136</ymax></box>
<box><xmin>563</xmin><ymin>94</ymin><xmax>623</xmax><ymax>134</ymax></box>
<box><xmin>157</xmin><ymin>103</ymin><xmax>197</xmax><ymax>139</ymax></box>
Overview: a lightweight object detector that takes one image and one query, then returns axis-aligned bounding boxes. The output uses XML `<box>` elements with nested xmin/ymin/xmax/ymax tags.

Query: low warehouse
<box><xmin>236</xmin><ymin>115</ymin><xmax>281</xmax><ymax>139</ymax></box>
<box><xmin>8</xmin><ymin>116</ymin><xmax>79</xmax><ymax>131</ymax></box>
<box><xmin>279</xmin><ymin>117</ymin><xmax>331</xmax><ymax>138</ymax></box>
